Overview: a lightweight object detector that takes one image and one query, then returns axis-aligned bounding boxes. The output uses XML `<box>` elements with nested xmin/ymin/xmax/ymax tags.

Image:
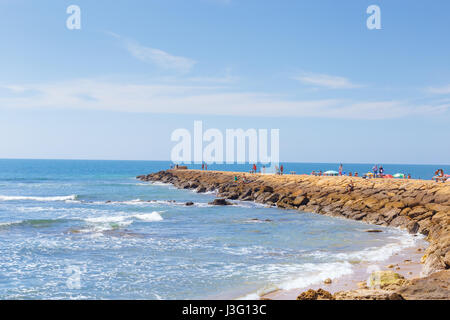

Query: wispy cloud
<box><xmin>427</xmin><ymin>84</ymin><xmax>450</xmax><ymax>95</ymax></box>
<box><xmin>1</xmin><ymin>79</ymin><xmax>448</xmax><ymax>120</ymax></box>
<box><xmin>293</xmin><ymin>72</ymin><xmax>362</xmax><ymax>89</ymax></box>
<box><xmin>109</xmin><ymin>32</ymin><xmax>196</xmax><ymax>73</ymax></box>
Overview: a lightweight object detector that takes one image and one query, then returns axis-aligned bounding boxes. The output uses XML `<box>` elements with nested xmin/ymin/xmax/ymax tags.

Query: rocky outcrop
<box><xmin>333</xmin><ymin>270</ymin><xmax>450</xmax><ymax>300</ymax></box>
<box><xmin>138</xmin><ymin>169</ymin><xmax>450</xmax><ymax>275</ymax></box>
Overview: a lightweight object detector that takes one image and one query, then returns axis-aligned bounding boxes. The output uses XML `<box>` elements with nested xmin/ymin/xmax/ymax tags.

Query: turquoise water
<box><xmin>0</xmin><ymin>159</ymin><xmax>430</xmax><ymax>299</ymax></box>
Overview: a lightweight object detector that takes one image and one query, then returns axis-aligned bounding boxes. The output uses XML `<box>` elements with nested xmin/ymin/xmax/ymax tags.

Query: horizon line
<box><xmin>0</xmin><ymin>158</ymin><xmax>449</xmax><ymax>167</ymax></box>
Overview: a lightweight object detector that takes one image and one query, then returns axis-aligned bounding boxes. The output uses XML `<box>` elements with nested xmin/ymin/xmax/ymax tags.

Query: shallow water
<box><xmin>0</xmin><ymin>160</ymin><xmax>426</xmax><ymax>299</ymax></box>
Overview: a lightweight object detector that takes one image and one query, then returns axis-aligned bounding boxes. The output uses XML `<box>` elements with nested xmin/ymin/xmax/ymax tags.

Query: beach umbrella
<box><xmin>324</xmin><ymin>170</ymin><xmax>338</xmax><ymax>176</ymax></box>
<box><xmin>393</xmin><ymin>173</ymin><xmax>405</xmax><ymax>178</ymax></box>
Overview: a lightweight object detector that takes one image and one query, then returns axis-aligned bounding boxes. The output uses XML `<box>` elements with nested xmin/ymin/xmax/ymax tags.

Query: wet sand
<box><xmin>261</xmin><ymin>242</ymin><xmax>427</xmax><ymax>300</ymax></box>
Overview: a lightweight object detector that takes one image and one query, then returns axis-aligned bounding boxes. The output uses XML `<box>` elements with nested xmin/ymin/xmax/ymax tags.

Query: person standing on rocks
<box><xmin>339</xmin><ymin>164</ymin><xmax>343</xmax><ymax>176</ymax></box>
<box><xmin>373</xmin><ymin>165</ymin><xmax>378</xmax><ymax>178</ymax></box>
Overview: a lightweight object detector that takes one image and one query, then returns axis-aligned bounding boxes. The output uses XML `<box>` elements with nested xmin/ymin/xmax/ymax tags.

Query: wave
<box><xmin>0</xmin><ymin>195</ymin><xmax>77</xmax><ymax>202</ymax></box>
<box><xmin>0</xmin><ymin>218</ymin><xmax>70</xmax><ymax>229</ymax></box>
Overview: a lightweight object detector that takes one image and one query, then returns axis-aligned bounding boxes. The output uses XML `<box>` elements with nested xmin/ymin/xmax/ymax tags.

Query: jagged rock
<box><xmin>407</xmin><ymin>221</ymin><xmax>420</xmax><ymax>234</ymax></box>
<box><xmin>209</xmin><ymin>198</ymin><xmax>233</xmax><ymax>206</ymax></box>
<box><xmin>296</xmin><ymin>289</ymin><xmax>334</xmax><ymax>300</ymax></box>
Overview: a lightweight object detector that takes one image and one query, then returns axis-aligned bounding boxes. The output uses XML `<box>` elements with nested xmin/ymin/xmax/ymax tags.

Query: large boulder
<box><xmin>368</xmin><ymin>271</ymin><xmax>405</xmax><ymax>289</ymax></box>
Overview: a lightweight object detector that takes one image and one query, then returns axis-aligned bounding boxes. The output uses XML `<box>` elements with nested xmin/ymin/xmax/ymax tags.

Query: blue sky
<box><xmin>0</xmin><ymin>0</ymin><xmax>449</xmax><ymax>164</ymax></box>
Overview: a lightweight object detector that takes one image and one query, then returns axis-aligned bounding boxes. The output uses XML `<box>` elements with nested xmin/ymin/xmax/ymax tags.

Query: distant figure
<box><xmin>234</xmin><ymin>176</ymin><xmax>238</xmax><ymax>182</ymax></box>
<box><xmin>319</xmin><ymin>170</ymin><xmax>322</xmax><ymax>176</ymax></box>
<box><xmin>339</xmin><ymin>164</ymin><xmax>343</xmax><ymax>176</ymax></box>
<box><xmin>311</xmin><ymin>170</ymin><xmax>316</xmax><ymax>176</ymax></box>
<box><xmin>262</xmin><ymin>165</ymin><xmax>266</xmax><ymax>174</ymax></box>
<box><xmin>202</xmin><ymin>163</ymin><xmax>204</xmax><ymax>170</ymax></box>
<box><xmin>205</xmin><ymin>163</ymin><xmax>208</xmax><ymax>170</ymax></box>
<box><xmin>372</xmin><ymin>165</ymin><xmax>378</xmax><ymax>177</ymax></box>
<box><xmin>408</xmin><ymin>173</ymin><xmax>411</xmax><ymax>179</ymax></box>
<box><xmin>348</xmin><ymin>172</ymin><xmax>353</xmax><ymax>176</ymax></box>
<box><xmin>253</xmin><ymin>164</ymin><xmax>257</xmax><ymax>173</ymax></box>
<box><xmin>280</xmin><ymin>165</ymin><xmax>284</xmax><ymax>175</ymax></box>
<box><xmin>355</xmin><ymin>172</ymin><xmax>358</xmax><ymax>177</ymax></box>
<box><xmin>379</xmin><ymin>165</ymin><xmax>384</xmax><ymax>177</ymax></box>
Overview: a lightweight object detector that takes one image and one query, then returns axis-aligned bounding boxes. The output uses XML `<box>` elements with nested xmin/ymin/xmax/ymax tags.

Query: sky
<box><xmin>0</xmin><ymin>0</ymin><xmax>449</xmax><ymax>164</ymax></box>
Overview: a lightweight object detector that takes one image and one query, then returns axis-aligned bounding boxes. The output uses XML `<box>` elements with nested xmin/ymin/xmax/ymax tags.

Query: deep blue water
<box><xmin>0</xmin><ymin>159</ymin><xmax>430</xmax><ymax>299</ymax></box>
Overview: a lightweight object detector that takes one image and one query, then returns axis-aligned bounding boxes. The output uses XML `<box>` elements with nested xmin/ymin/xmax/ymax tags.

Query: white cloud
<box><xmin>0</xmin><ymin>79</ymin><xmax>448</xmax><ymax>120</ymax></box>
<box><xmin>294</xmin><ymin>72</ymin><xmax>362</xmax><ymax>89</ymax></box>
<box><xmin>427</xmin><ymin>84</ymin><xmax>450</xmax><ymax>95</ymax></box>
<box><xmin>109</xmin><ymin>33</ymin><xmax>196</xmax><ymax>73</ymax></box>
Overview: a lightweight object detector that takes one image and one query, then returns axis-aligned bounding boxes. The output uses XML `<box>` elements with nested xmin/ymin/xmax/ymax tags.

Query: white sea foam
<box><xmin>133</xmin><ymin>212</ymin><xmax>164</xmax><ymax>222</ymax></box>
<box><xmin>81</xmin><ymin>211</ymin><xmax>164</xmax><ymax>233</ymax></box>
<box><xmin>306</xmin><ymin>232</ymin><xmax>422</xmax><ymax>263</ymax></box>
<box><xmin>0</xmin><ymin>195</ymin><xmax>77</xmax><ymax>202</ymax></box>
<box><xmin>237</xmin><ymin>261</ymin><xmax>354</xmax><ymax>299</ymax></box>
<box><xmin>278</xmin><ymin>262</ymin><xmax>354</xmax><ymax>290</ymax></box>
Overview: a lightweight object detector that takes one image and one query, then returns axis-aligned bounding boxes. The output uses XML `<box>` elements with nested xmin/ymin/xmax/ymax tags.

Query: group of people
<box><xmin>249</xmin><ymin>164</ymin><xmax>284</xmax><ymax>175</ymax></box>
<box><xmin>201</xmin><ymin>163</ymin><xmax>208</xmax><ymax>170</ymax></box>
<box><xmin>433</xmin><ymin>169</ymin><xmax>449</xmax><ymax>182</ymax></box>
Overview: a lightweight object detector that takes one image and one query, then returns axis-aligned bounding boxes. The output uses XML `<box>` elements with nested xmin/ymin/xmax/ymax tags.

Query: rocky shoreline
<box><xmin>137</xmin><ymin>169</ymin><xmax>450</xmax><ymax>299</ymax></box>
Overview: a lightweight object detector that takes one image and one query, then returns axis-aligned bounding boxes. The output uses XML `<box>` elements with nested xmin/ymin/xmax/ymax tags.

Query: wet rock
<box><xmin>407</xmin><ymin>221</ymin><xmax>420</xmax><ymax>234</ymax></box>
<box><xmin>365</xmin><ymin>229</ymin><xmax>383</xmax><ymax>233</ymax></box>
<box><xmin>209</xmin><ymin>198</ymin><xmax>233</xmax><ymax>206</ymax></box>
<box><xmin>185</xmin><ymin>201</ymin><xmax>194</xmax><ymax>206</ymax></box>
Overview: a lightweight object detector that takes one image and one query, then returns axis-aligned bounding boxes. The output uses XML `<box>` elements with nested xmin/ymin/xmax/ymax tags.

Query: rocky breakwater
<box><xmin>137</xmin><ymin>169</ymin><xmax>450</xmax><ymax>276</ymax></box>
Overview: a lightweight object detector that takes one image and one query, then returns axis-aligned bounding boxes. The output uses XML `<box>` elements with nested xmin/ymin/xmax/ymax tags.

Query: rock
<box><xmin>261</xmin><ymin>186</ymin><xmax>274</xmax><ymax>193</ymax></box>
<box><xmin>296</xmin><ymin>289</ymin><xmax>334</xmax><ymax>300</ymax></box>
<box><xmin>292</xmin><ymin>195</ymin><xmax>309</xmax><ymax>206</ymax></box>
<box><xmin>407</xmin><ymin>221</ymin><xmax>420</xmax><ymax>234</ymax></box>
<box><xmin>365</xmin><ymin>229</ymin><xmax>383</xmax><ymax>233</ymax></box>
<box><xmin>265</xmin><ymin>193</ymin><xmax>280</xmax><ymax>203</ymax></box>
<box><xmin>386</xmin><ymin>264</ymin><xmax>395</xmax><ymax>268</ymax></box>
<box><xmin>368</xmin><ymin>271</ymin><xmax>405</xmax><ymax>289</ymax></box>
<box><xmin>396</xmin><ymin>270</ymin><xmax>450</xmax><ymax>300</ymax></box>
<box><xmin>208</xmin><ymin>198</ymin><xmax>233</xmax><ymax>206</ymax></box>
<box><xmin>324</xmin><ymin>278</ymin><xmax>332</xmax><ymax>284</ymax></box>
<box><xmin>185</xmin><ymin>201</ymin><xmax>194</xmax><ymax>206</ymax></box>
<box><xmin>388</xmin><ymin>293</ymin><xmax>404</xmax><ymax>300</ymax></box>
<box><xmin>357</xmin><ymin>281</ymin><xmax>368</xmax><ymax>289</ymax></box>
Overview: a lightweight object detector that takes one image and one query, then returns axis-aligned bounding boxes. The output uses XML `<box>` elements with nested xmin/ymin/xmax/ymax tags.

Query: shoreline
<box><xmin>138</xmin><ymin>169</ymin><xmax>450</xmax><ymax>300</ymax></box>
<box><xmin>260</xmin><ymin>240</ymin><xmax>426</xmax><ymax>300</ymax></box>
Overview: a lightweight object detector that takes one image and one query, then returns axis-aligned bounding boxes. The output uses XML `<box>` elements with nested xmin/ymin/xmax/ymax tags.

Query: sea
<box><xmin>0</xmin><ymin>159</ymin><xmax>445</xmax><ymax>300</ymax></box>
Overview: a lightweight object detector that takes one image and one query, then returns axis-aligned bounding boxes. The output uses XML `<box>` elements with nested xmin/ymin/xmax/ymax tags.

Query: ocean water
<box><xmin>0</xmin><ymin>159</ymin><xmax>432</xmax><ymax>300</ymax></box>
